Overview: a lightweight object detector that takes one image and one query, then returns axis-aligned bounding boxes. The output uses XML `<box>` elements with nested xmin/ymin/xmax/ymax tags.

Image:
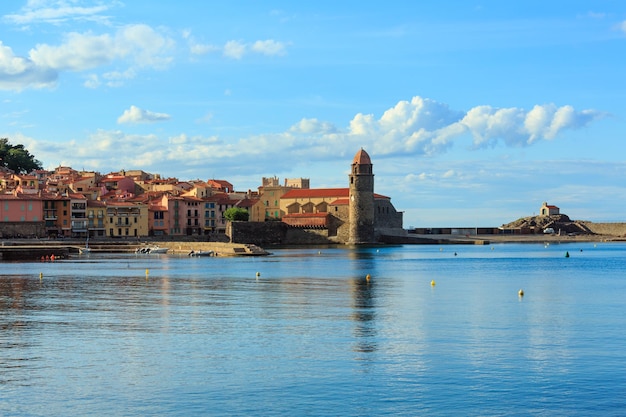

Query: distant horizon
<box><xmin>2</xmin><ymin>1</ymin><xmax>625</xmax><ymax>227</ymax></box>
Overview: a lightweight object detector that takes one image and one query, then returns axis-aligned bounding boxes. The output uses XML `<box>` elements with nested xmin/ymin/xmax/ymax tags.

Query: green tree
<box><xmin>224</xmin><ymin>207</ymin><xmax>250</xmax><ymax>222</ymax></box>
<box><xmin>0</xmin><ymin>138</ymin><xmax>43</xmax><ymax>174</ymax></box>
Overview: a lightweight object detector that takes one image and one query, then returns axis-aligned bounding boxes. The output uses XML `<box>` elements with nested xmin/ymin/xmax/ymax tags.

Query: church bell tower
<box><xmin>348</xmin><ymin>148</ymin><xmax>375</xmax><ymax>244</ymax></box>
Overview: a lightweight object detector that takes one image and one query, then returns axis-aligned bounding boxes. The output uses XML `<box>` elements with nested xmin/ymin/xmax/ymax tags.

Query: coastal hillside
<box><xmin>503</xmin><ymin>214</ymin><xmax>571</xmax><ymax>230</ymax></box>
<box><xmin>502</xmin><ymin>215</ymin><xmax>626</xmax><ymax>237</ymax></box>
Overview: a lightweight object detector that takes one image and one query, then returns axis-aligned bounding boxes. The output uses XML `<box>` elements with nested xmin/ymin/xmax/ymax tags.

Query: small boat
<box><xmin>136</xmin><ymin>246</ymin><xmax>169</xmax><ymax>254</ymax></box>
<box><xmin>188</xmin><ymin>250</ymin><xmax>214</xmax><ymax>257</ymax></box>
<box><xmin>79</xmin><ymin>238</ymin><xmax>91</xmax><ymax>254</ymax></box>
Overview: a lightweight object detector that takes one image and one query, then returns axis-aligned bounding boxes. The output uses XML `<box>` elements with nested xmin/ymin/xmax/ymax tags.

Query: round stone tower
<box><xmin>348</xmin><ymin>148</ymin><xmax>375</xmax><ymax>244</ymax></box>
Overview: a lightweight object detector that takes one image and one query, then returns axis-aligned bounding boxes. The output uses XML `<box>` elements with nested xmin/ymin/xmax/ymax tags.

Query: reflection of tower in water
<box><xmin>349</xmin><ymin>248</ymin><xmax>378</xmax><ymax>354</ymax></box>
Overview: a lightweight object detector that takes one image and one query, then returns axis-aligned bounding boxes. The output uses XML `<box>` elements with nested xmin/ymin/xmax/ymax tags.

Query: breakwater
<box><xmin>0</xmin><ymin>240</ymin><xmax>269</xmax><ymax>260</ymax></box>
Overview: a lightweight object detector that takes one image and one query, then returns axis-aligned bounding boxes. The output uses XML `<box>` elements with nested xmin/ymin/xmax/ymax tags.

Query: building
<box><xmin>540</xmin><ymin>202</ymin><xmax>560</xmax><ymax>216</ymax></box>
<box><xmin>280</xmin><ymin>149</ymin><xmax>403</xmax><ymax>244</ymax></box>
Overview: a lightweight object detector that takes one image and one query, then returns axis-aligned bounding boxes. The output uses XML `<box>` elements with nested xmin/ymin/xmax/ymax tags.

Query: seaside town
<box><xmin>0</xmin><ymin>146</ymin><xmax>407</xmax><ymax>247</ymax></box>
<box><xmin>2</xmin><ymin>140</ymin><xmax>625</xmax><ymax>252</ymax></box>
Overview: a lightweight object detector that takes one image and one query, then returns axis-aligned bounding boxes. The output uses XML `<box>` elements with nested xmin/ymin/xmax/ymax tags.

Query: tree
<box><xmin>224</xmin><ymin>207</ymin><xmax>250</xmax><ymax>222</ymax></box>
<box><xmin>0</xmin><ymin>138</ymin><xmax>43</xmax><ymax>174</ymax></box>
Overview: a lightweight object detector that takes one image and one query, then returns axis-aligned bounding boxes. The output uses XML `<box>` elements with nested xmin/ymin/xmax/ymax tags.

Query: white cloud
<box><xmin>0</xmin><ymin>41</ymin><xmax>58</xmax><ymax>90</ymax></box>
<box><xmin>290</xmin><ymin>118</ymin><xmax>337</xmax><ymax>134</ymax></box>
<box><xmin>12</xmin><ymin>95</ymin><xmax>607</xmax><ymax>192</ymax></box>
<box><xmin>102</xmin><ymin>68</ymin><xmax>136</xmax><ymax>87</ymax></box>
<box><xmin>251</xmin><ymin>40</ymin><xmax>287</xmax><ymax>56</ymax></box>
<box><xmin>117</xmin><ymin>105</ymin><xmax>171</xmax><ymax>124</ymax></box>
<box><xmin>184</xmin><ymin>32</ymin><xmax>288</xmax><ymax>59</ymax></box>
<box><xmin>620</xmin><ymin>20</ymin><xmax>626</xmax><ymax>33</ymax></box>
<box><xmin>461</xmin><ymin>103</ymin><xmax>605</xmax><ymax>148</ymax></box>
<box><xmin>1</xmin><ymin>23</ymin><xmax>173</xmax><ymax>91</ymax></box>
<box><xmin>223</xmin><ymin>40</ymin><xmax>246</xmax><ymax>60</ymax></box>
<box><xmin>3</xmin><ymin>0</ymin><xmax>113</xmax><ymax>25</ymax></box>
<box><xmin>29</xmin><ymin>31</ymin><xmax>116</xmax><ymax>71</ymax></box>
<box><xmin>29</xmin><ymin>24</ymin><xmax>174</xmax><ymax>72</ymax></box>
<box><xmin>83</xmin><ymin>73</ymin><xmax>100</xmax><ymax>88</ymax></box>
<box><xmin>442</xmin><ymin>169</ymin><xmax>455</xmax><ymax>179</ymax></box>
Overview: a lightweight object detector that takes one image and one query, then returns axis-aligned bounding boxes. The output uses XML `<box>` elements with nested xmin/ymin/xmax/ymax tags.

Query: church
<box><xmin>279</xmin><ymin>149</ymin><xmax>404</xmax><ymax>244</ymax></box>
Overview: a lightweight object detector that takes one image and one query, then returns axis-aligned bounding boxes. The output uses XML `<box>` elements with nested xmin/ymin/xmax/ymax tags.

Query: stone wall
<box><xmin>0</xmin><ymin>222</ymin><xmax>46</xmax><ymax>238</ymax></box>
<box><xmin>581</xmin><ymin>222</ymin><xmax>626</xmax><ymax>237</ymax></box>
<box><xmin>228</xmin><ymin>221</ymin><xmax>287</xmax><ymax>246</ymax></box>
<box><xmin>228</xmin><ymin>221</ymin><xmax>337</xmax><ymax>246</ymax></box>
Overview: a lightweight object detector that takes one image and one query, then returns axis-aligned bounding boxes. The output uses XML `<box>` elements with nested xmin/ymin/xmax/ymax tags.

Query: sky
<box><xmin>1</xmin><ymin>1</ymin><xmax>625</xmax><ymax>228</ymax></box>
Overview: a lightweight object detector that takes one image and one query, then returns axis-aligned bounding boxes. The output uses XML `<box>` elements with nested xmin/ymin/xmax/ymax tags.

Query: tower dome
<box><xmin>352</xmin><ymin>148</ymin><xmax>371</xmax><ymax>165</ymax></box>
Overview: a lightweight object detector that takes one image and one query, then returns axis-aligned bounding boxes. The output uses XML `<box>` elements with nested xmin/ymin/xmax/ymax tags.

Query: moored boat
<box><xmin>188</xmin><ymin>250</ymin><xmax>214</xmax><ymax>257</ymax></box>
<box><xmin>136</xmin><ymin>246</ymin><xmax>169</xmax><ymax>254</ymax></box>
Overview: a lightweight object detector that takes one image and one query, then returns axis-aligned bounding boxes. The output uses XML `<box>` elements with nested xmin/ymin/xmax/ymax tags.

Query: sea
<box><xmin>1</xmin><ymin>242</ymin><xmax>625</xmax><ymax>416</ymax></box>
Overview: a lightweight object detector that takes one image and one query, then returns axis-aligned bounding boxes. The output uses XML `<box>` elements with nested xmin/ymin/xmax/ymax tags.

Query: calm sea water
<box><xmin>1</xmin><ymin>242</ymin><xmax>625</xmax><ymax>416</ymax></box>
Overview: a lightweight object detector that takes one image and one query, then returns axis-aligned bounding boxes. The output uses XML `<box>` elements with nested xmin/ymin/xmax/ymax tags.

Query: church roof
<box><xmin>281</xmin><ymin>187</ymin><xmax>389</xmax><ymax>200</ymax></box>
<box><xmin>352</xmin><ymin>148</ymin><xmax>371</xmax><ymax>165</ymax></box>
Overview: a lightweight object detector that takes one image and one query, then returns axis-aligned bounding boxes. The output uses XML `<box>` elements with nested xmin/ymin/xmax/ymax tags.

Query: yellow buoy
<box><xmin>145</xmin><ymin>269</ymin><xmax>149</xmax><ymax>276</ymax></box>
<box><xmin>431</xmin><ymin>280</ymin><xmax>436</xmax><ymax>286</ymax></box>
<box><xmin>518</xmin><ymin>289</ymin><xmax>524</xmax><ymax>297</ymax></box>
<box><xmin>256</xmin><ymin>272</ymin><xmax>260</xmax><ymax>278</ymax></box>
<box><xmin>39</xmin><ymin>272</ymin><xmax>43</xmax><ymax>280</ymax></box>
<box><xmin>366</xmin><ymin>274</ymin><xmax>371</xmax><ymax>281</ymax></box>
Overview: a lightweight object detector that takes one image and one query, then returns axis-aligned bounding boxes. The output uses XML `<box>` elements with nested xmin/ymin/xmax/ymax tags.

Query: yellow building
<box><xmin>105</xmin><ymin>201</ymin><xmax>149</xmax><ymax>237</ymax></box>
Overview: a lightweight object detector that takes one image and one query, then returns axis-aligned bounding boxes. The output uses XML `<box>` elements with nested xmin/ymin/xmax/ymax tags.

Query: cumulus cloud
<box><xmin>117</xmin><ymin>105</ymin><xmax>171</xmax><ymax>124</ymax></box>
<box><xmin>29</xmin><ymin>24</ymin><xmax>174</xmax><ymax>71</ymax></box>
<box><xmin>0</xmin><ymin>41</ymin><xmax>57</xmax><ymax>90</ymax></box>
<box><xmin>462</xmin><ymin>103</ymin><xmax>605</xmax><ymax>148</ymax></box>
<box><xmin>0</xmin><ymin>23</ymin><xmax>173</xmax><ymax>91</ymax></box>
<box><xmin>17</xmin><ymin>95</ymin><xmax>607</xmax><ymax>185</ymax></box>
<box><xmin>340</xmin><ymin>96</ymin><xmax>605</xmax><ymax>157</ymax></box>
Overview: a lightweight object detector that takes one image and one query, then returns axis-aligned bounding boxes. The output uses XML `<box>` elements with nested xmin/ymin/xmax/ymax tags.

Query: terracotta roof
<box><xmin>282</xmin><ymin>188</ymin><xmax>348</xmax><ymax>199</ymax></box>
<box><xmin>352</xmin><ymin>148</ymin><xmax>371</xmax><ymax>165</ymax></box>
<box><xmin>330</xmin><ymin>198</ymin><xmax>349</xmax><ymax>205</ymax></box>
<box><xmin>282</xmin><ymin>187</ymin><xmax>389</xmax><ymax>200</ymax></box>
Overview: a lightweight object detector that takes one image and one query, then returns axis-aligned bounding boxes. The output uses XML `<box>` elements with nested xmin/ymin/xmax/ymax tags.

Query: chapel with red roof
<box><xmin>267</xmin><ymin>149</ymin><xmax>404</xmax><ymax>244</ymax></box>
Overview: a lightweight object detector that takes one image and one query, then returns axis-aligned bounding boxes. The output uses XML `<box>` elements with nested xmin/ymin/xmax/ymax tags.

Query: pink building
<box><xmin>0</xmin><ymin>193</ymin><xmax>44</xmax><ymax>222</ymax></box>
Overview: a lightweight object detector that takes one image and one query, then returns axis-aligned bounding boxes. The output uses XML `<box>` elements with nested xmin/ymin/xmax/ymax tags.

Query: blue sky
<box><xmin>1</xmin><ymin>1</ymin><xmax>625</xmax><ymax>227</ymax></box>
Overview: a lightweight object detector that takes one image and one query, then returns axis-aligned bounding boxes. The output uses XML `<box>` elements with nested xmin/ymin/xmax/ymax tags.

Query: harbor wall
<box><xmin>581</xmin><ymin>222</ymin><xmax>626</xmax><ymax>237</ymax></box>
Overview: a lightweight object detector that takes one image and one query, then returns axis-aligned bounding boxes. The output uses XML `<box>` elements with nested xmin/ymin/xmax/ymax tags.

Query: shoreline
<box><xmin>435</xmin><ymin>233</ymin><xmax>621</xmax><ymax>244</ymax></box>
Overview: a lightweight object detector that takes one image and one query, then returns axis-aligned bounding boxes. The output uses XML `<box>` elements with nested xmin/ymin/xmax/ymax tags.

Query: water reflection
<box><xmin>350</xmin><ymin>276</ymin><xmax>378</xmax><ymax>354</ymax></box>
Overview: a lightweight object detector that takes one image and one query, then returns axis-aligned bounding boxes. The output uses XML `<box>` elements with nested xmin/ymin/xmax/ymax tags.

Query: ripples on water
<box><xmin>1</xmin><ymin>243</ymin><xmax>626</xmax><ymax>416</ymax></box>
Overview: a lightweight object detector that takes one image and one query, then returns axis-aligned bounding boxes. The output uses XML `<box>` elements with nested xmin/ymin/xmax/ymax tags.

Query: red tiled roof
<box><xmin>282</xmin><ymin>188</ymin><xmax>348</xmax><ymax>199</ymax></box>
<box><xmin>281</xmin><ymin>187</ymin><xmax>389</xmax><ymax>200</ymax></box>
<box><xmin>352</xmin><ymin>148</ymin><xmax>371</xmax><ymax>165</ymax></box>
